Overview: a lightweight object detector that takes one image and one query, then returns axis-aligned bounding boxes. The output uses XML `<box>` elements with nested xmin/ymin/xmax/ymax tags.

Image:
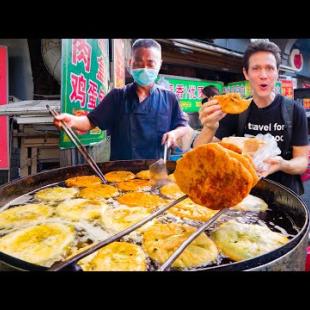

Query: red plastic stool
<box><xmin>306</xmin><ymin>246</ymin><xmax>310</xmax><ymax>271</ymax></box>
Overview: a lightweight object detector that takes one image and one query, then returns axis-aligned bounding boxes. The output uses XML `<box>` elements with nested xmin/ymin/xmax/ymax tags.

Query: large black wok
<box><xmin>0</xmin><ymin>160</ymin><xmax>308</xmax><ymax>271</ymax></box>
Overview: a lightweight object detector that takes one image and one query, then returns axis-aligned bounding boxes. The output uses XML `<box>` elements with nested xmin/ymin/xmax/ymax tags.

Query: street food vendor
<box><xmin>54</xmin><ymin>39</ymin><xmax>189</xmax><ymax>160</ymax></box>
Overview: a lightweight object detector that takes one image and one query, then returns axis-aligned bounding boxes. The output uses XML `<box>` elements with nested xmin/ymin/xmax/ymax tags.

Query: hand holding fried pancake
<box><xmin>213</xmin><ymin>93</ymin><xmax>251</xmax><ymax>114</ymax></box>
<box><xmin>174</xmin><ymin>143</ymin><xmax>256</xmax><ymax>210</ymax></box>
<box><xmin>199</xmin><ymin>99</ymin><xmax>227</xmax><ymax>130</ymax></box>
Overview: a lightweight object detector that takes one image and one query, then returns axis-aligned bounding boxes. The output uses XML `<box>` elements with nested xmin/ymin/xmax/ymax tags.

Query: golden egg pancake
<box><xmin>56</xmin><ymin>198</ymin><xmax>107</xmax><ymax>221</ymax></box>
<box><xmin>136</xmin><ymin>170</ymin><xmax>151</xmax><ymax>180</ymax></box>
<box><xmin>65</xmin><ymin>175</ymin><xmax>102</xmax><ymax>188</ymax></box>
<box><xmin>167</xmin><ymin>198</ymin><xmax>218</xmax><ymax>222</ymax></box>
<box><xmin>218</xmin><ymin>141</ymin><xmax>242</xmax><ymax>154</ymax></box>
<box><xmin>211</xmin><ymin>220</ymin><xmax>289</xmax><ymax>262</ymax></box>
<box><xmin>159</xmin><ymin>183</ymin><xmax>184</xmax><ymax>199</ymax></box>
<box><xmin>78</xmin><ymin>242</ymin><xmax>147</xmax><ymax>271</ymax></box>
<box><xmin>35</xmin><ymin>186</ymin><xmax>79</xmax><ymax>202</ymax></box>
<box><xmin>104</xmin><ymin>171</ymin><xmax>136</xmax><ymax>183</ymax></box>
<box><xmin>79</xmin><ymin>184</ymin><xmax>119</xmax><ymax>199</ymax></box>
<box><xmin>142</xmin><ymin>222</ymin><xmax>218</xmax><ymax>269</ymax></box>
<box><xmin>225</xmin><ymin>148</ymin><xmax>259</xmax><ymax>187</ymax></box>
<box><xmin>0</xmin><ymin>203</ymin><xmax>54</xmax><ymax>230</ymax></box>
<box><xmin>174</xmin><ymin>143</ymin><xmax>253</xmax><ymax>210</ymax></box>
<box><xmin>102</xmin><ymin>206</ymin><xmax>151</xmax><ymax>233</ymax></box>
<box><xmin>231</xmin><ymin>195</ymin><xmax>268</xmax><ymax>212</ymax></box>
<box><xmin>117</xmin><ymin>192</ymin><xmax>167</xmax><ymax>209</ymax></box>
<box><xmin>214</xmin><ymin>93</ymin><xmax>251</xmax><ymax>114</ymax></box>
<box><xmin>116</xmin><ymin>179</ymin><xmax>151</xmax><ymax>192</ymax></box>
<box><xmin>0</xmin><ymin>223</ymin><xmax>75</xmax><ymax>267</ymax></box>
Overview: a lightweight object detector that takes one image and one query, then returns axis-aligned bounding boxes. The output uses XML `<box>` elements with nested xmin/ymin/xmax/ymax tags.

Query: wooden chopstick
<box><xmin>49</xmin><ymin>194</ymin><xmax>188</xmax><ymax>271</ymax></box>
<box><xmin>46</xmin><ymin>105</ymin><xmax>107</xmax><ymax>184</ymax></box>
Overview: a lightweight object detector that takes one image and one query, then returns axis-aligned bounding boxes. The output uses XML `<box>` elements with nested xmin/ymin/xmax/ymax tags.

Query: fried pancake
<box><xmin>102</xmin><ymin>206</ymin><xmax>151</xmax><ymax>233</ymax></box>
<box><xmin>79</xmin><ymin>184</ymin><xmax>119</xmax><ymax>199</ymax></box>
<box><xmin>174</xmin><ymin>143</ymin><xmax>253</xmax><ymax>209</ymax></box>
<box><xmin>104</xmin><ymin>171</ymin><xmax>136</xmax><ymax>183</ymax></box>
<box><xmin>211</xmin><ymin>220</ymin><xmax>289</xmax><ymax>261</ymax></box>
<box><xmin>221</xmin><ymin>137</ymin><xmax>265</xmax><ymax>156</ymax></box>
<box><xmin>0</xmin><ymin>203</ymin><xmax>54</xmax><ymax>230</ymax></box>
<box><xmin>65</xmin><ymin>175</ymin><xmax>102</xmax><ymax>188</ymax></box>
<box><xmin>224</xmin><ymin>148</ymin><xmax>259</xmax><ymax>187</ymax></box>
<box><xmin>0</xmin><ymin>223</ymin><xmax>75</xmax><ymax>267</ymax></box>
<box><xmin>214</xmin><ymin>93</ymin><xmax>251</xmax><ymax>114</ymax></box>
<box><xmin>56</xmin><ymin>198</ymin><xmax>107</xmax><ymax>221</ymax></box>
<box><xmin>35</xmin><ymin>186</ymin><xmax>79</xmax><ymax>202</ymax></box>
<box><xmin>142</xmin><ymin>222</ymin><xmax>218</xmax><ymax>268</ymax></box>
<box><xmin>136</xmin><ymin>170</ymin><xmax>151</xmax><ymax>180</ymax></box>
<box><xmin>116</xmin><ymin>179</ymin><xmax>151</xmax><ymax>192</ymax></box>
<box><xmin>218</xmin><ymin>141</ymin><xmax>242</xmax><ymax>154</ymax></box>
<box><xmin>167</xmin><ymin>198</ymin><xmax>218</xmax><ymax>222</ymax></box>
<box><xmin>78</xmin><ymin>242</ymin><xmax>147</xmax><ymax>271</ymax></box>
<box><xmin>159</xmin><ymin>183</ymin><xmax>184</xmax><ymax>199</ymax></box>
<box><xmin>231</xmin><ymin>194</ymin><xmax>268</xmax><ymax>212</ymax></box>
<box><xmin>117</xmin><ymin>192</ymin><xmax>167</xmax><ymax>209</ymax></box>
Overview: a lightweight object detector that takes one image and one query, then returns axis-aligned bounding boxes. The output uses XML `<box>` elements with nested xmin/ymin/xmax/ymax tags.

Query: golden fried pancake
<box><xmin>104</xmin><ymin>171</ymin><xmax>136</xmax><ymax>183</ymax></box>
<box><xmin>221</xmin><ymin>136</ymin><xmax>265</xmax><ymax>156</ymax></box>
<box><xmin>218</xmin><ymin>141</ymin><xmax>242</xmax><ymax>154</ymax></box>
<box><xmin>168</xmin><ymin>198</ymin><xmax>218</xmax><ymax>222</ymax></box>
<box><xmin>56</xmin><ymin>198</ymin><xmax>107</xmax><ymax>221</ymax></box>
<box><xmin>116</xmin><ymin>179</ymin><xmax>151</xmax><ymax>192</ymax></box>
<box><xmin>102</xmin><ymin>206</ymin><xmax>151</xmax><ymax>233</ymax></box>
<box><xmin>65</xmin><ymin>175</ymin><xmax>102</xmax><ymax>188</ymax></box>
<box><xmin>0</xmin><ymin>223</ymin><xmax>75</xmax><ymax>267</ymax></box>
<box><xmin>174</xmin><ymin>143</ymin><xmax>253</xmax><ymax>209</ymax></box>
<box><xmin>0</xmin><ymin>204</ymin><xmax>54</xmax><ymax>230</ymax></box>
<box><xmin>117</xmin><ymin>192</ymin><xmax>167</xmax><ymax>209</ymax></box>
<box><xmin>136</xmin><ymin>170</ymin><xmax>151</xmax><ymax>180</ymax></box>
<box><xmin>160</xmin><ymin>183</ymin><xmax>184</xmax><ymax>199</ymax></box>
<box><xmin>231</xmin><ymin>194</ymin><xmax>268</xmax><ymax>212</ymax></box>
<box><xmin>78</xmin><ymin>242</ymin><xmax>147</xmax><ymax>271</ymax></box>
<box><xmin>142</xmin><ymin>223</ymin><xmax>218</xmax><ymax>268</ymax></box>
<box><xmin>79</xmin><ymin>184</ymin><xmax>119</xmax><ymax>199</ymax></box>
<box><xmin>225</xmin><ymin>148</ymin><xmax>259</xmax><ymax>187</ymax></box>
<box><xmin>214</xmin><ymin>93</ymin><xmax>251</xmax><ymax>114</ymax></box>
<box><xmin>35</xmin><ymin>186</ymin><xmax>79</xmax><ymax>202</ymax></box>
<box><xmin>211</xmin><ymin>220</ymin><xmax>289</xmax><ymax>261</ymax></box>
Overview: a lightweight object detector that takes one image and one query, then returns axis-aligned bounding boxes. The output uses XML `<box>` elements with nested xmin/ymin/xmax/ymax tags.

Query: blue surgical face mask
<box><xmin>130</xmin><ymin>68</ymin><xmax>159</xmax><ymax>86</ymax></box>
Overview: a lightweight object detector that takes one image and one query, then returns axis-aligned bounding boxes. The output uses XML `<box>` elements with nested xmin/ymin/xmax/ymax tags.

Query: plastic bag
<box><xmin>248</xmin><ymin>133</ymin><xmax>281</xmax><ymax>174</ymax></box>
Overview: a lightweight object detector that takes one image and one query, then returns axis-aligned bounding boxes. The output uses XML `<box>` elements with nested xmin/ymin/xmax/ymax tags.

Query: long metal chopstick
<box><xmin>49</xmin><ymin>194</ymin><xmax>188</xmax><ymax>271</ymax></box>
<box><xmin>46</xmin><ymin>105</ymin><xmax>107</xmax><ymax>184</ymax></box>
<box><xmin>158</xmin><ymin>208</ymin><xmax>228</xmax><ymax>271</ymax></box>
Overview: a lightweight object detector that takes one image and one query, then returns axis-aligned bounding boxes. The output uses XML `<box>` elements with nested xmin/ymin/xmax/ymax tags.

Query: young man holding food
<box><xmin>193</xmin><ymin>39</ymin><xmax>309</xmax><ymax>194</ymax></box>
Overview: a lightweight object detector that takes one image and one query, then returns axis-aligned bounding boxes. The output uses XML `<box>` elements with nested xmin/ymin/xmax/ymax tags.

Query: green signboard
<box><xmin>226</xmin><ymin>80</ymin><xmax>282</xmax><ymax>97</ymax></box>
<box><xmin>156</xmin><ymin>75</ymin><xmax>223</xmax><ymax>112</ymax></box>
<box><xmin>60</xmin><ymin>39</ymin><xmax>110</xmax><ymax>149</ymax></box>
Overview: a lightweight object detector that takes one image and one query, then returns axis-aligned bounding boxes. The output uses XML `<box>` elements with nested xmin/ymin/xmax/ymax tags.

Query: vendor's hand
<box><xmin>162</xmin><ymin>130</ymin><xmax>178</xmax><ymax>149</ymax></box>
<box><xmin>199</xmin><ymin>99</ymin><xmax>226</xmax><ymax>130</ymax></box>
<box><xmin>53</xmin><ymin>113</ymin><xmax>76</xmax><ymax>129</ymax></box>
<box><xmin>259</xmin><ymin>156</ymin><xmax>285</xmax><ymax>177</ymax></box>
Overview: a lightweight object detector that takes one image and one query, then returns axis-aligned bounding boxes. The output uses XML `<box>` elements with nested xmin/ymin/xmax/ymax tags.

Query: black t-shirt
<box><xmin>215</xmin><ymin>94</ymin><xmax>309</xmax><ymax>192</ymax></box>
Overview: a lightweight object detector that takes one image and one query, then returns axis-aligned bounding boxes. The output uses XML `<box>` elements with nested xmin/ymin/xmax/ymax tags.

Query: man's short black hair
<box><xmin>202</xmin><ymin>85</ymin><xmax>219</xmax><ymax>98</ymax></box>
<box><xmin>243</xmin><ymin>40</ymin><xmax>281</xmax><ymax>72</ymax></box>
<box><xmin>132</xmin><ymin>39</ymin><xmax>161</xmax><ymax>53</ymax></box>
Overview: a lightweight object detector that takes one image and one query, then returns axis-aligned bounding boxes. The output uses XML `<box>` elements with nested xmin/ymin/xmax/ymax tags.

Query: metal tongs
<box><xmin>149</xmin><ymin>143</ymin><xmax>170</xmax><ymax>188</ymax></box>
<box><xmin>46</xmin><ymin>105</ymin><xmax>107</xmax><ymax>184</ymax></box>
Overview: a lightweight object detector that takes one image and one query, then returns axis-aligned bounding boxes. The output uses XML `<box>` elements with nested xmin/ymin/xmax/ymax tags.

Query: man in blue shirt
<box><xmin>55</xmin><ymin>39</ymin><xmax>189</xmax><ymax>160</ymax></box>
